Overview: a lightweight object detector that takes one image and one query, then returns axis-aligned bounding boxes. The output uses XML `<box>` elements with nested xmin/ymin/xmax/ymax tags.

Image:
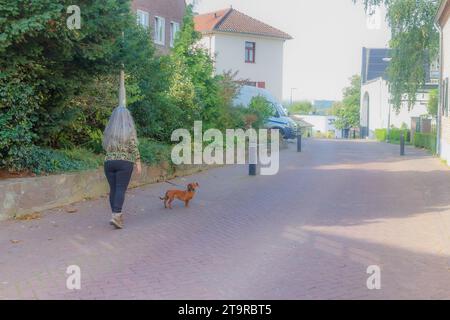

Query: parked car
<box><xmin>233</xmin><ymin>86</ymin><xmax>298</xmax><ymax>139</ymax></box>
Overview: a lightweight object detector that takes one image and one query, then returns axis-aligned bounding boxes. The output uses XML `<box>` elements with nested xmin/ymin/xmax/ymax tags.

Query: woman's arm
<box><xmin>130</xmin><ymin>138</ymin><xmax>142</xmax><ymax>174</ymax></box>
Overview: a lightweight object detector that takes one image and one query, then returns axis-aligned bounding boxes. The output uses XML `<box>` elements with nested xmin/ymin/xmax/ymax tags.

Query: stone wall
<box><xmin>0</xmin><ymin>163</ymin><xmax>212</xmax><ymax>221</ymax></box>
<box><xmin>0</xmin><ymin>138</ymin><xmax>289</xmax><ymax>221</ymax></box>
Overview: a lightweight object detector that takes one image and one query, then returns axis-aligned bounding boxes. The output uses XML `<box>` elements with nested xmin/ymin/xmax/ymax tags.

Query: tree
<box><xmin>355</xmin><ymin>0</ymin><xmax>440</xmax><ymax>111</ymax></box>
<box><xmin>335</xmin><ymin>104</ymin><xmax>361</xmax><ymax>130</ymax></box>
<box><xmin>288</xmin><ymin>101</ymin><xmax>314</xmax><ymax>115</ymax></box>
<box><xmin>327</xmin><ymin>101</ymin><xmax>344</xmax><ymax>116</ymax></box>
<box><xmin>0</xmin><ymin>0</ymin><xmax>132</xmax><ymax>169</ymax></box>
<box><xmin>428</xmin><ymin>88</ymin><xmax>438</xmax><ymax>117</ymax></box>
<box><xmin>334</xmin><ymin>75</ymin><xmax>361</xmax><ymax>130</ymax></box>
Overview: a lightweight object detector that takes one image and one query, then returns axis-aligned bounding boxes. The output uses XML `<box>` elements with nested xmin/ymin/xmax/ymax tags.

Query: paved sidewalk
<box><xmin>1</xmin><ymin>139</ymin><xmax>450</xmax><ymax>299</ymax></box>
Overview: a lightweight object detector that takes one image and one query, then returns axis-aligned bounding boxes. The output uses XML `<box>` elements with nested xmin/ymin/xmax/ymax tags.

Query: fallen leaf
<box><xmin>15</xmin><ymin>212</ymin><xmax>41</xmax><ymax>221</ymax></box>
<box><xmin>65</xmin><ymin>207</ymin><xmax>78</xmax><ymax>213</ymax></box>
<box><xmin>10</xmin><ymin>240</ymin><xmax>22</xmax><ymax>244</ymax></box>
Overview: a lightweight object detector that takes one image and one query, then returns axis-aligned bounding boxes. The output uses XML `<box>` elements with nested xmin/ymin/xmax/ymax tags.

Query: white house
<box><xmin>436</xmin><ymin>0</ymin><xmax>450</xmax><ymax>163</ymax></box>
<box><xmin>360</xmin><ymin>47</ymin><xmax>435</xmax><ymax>139</ymax></box>
<box><xmin>194</xmin><ymin>8</ymin><xmax>292</xmax><ymax>101</ymax></box>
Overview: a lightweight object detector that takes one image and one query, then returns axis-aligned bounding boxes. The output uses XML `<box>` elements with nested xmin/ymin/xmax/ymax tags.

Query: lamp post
<box><xmin>290</xmin><ymin>88</ymin><xmax>298</xmax><ymax>105</ymax></box>
<box><xmin>383</xmin><ymin>57</ymin><xmax>392</xmax><ymax>143</ymax></box>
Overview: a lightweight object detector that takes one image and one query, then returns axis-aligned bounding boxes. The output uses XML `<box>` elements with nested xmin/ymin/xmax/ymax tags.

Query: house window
<box><xmin>170</xmin><ymin>22</ymin><xmax>180</xmax><ymax>48</ymax></box>
<box><xmin>245</xmin><ymin>41</ymin><xmax>256</xmax><ymax>63</ymax></box>
<box><xmin>154</xmin><ymin>16</ymin><xmax>166</xmax><ymax>45</ymax></box>
<box><xmin>245</xmin><ymin>81</ymin><xmax>257</xmax><ymax>87</ymax></box>
<box><xmin>136</xmin><ymin>9</ymin><xmax>149</xmax><ymax>29</ymax></box>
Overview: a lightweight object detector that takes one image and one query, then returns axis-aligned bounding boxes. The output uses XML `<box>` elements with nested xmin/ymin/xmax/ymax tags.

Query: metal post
<box><xmin>297</xmin><ymin>131</ymin><xmax>302</xmax><ymax>152</ymax></box>
<box><xmin>400</xmin><ymin>132</ymin><xmax>405</xmax><ymax>156</ymax></box>
<box><xmin>249</xmin><ymin>141</ymin><xmax>257</xmax><ymax>176</ymax></box>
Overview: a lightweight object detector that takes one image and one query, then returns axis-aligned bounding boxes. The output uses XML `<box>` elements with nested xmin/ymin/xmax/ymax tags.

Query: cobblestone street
<box><xmin>1</xmin><ymin>139</ymin><xmax>450</xmax><ymax>299</ymax></box>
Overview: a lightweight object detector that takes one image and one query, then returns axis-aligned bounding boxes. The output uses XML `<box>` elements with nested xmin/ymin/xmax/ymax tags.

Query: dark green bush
<box><xmin>138</xmin><ymin>139</ymin><xmax>173</xmax><ymax>166</ymax></box>
<box><xmin>414</xmin><ymin>132</ymin><xmax>436</xmax><ymax>154</ymax></box>
<box><xmin>10</xmin><ymin>146</ymin><xmax>102</xmax><ymax>175</ymax></box>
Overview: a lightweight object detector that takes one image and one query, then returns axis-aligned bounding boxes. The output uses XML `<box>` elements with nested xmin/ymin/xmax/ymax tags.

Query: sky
<box><xmin>187</xmin><ymin>0</ymin><xmax>391</xmax><ymax>102</ymax></box>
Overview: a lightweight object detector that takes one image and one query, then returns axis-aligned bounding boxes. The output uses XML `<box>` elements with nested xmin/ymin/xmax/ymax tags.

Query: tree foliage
<box><xmin>428</xmin><ymin>88</ymin><xmax>438</xmax><ymax>116</ymax></box>
<box><xmin>355</xmin><ymin>0</ymin><xmax>440</xmax><ymax>110</ymax></box>
<box><xmin>0</xmin><ymin>0</ymin><xmax>132</xmax><ymax>170</ymax></box>
<box><xmin>288</xmin><ymin>100</ymin><xmax>315</xmax><ymax>115</ymax></box>
<box><xmin>334</xmin><ymin>75</ymin><xmax>361</xmax><ymax>130</ymax></box>
<box><xmin>0</xmin><ymin>2</ymin><xmax>245</xmax><ymax>172</ymax></box>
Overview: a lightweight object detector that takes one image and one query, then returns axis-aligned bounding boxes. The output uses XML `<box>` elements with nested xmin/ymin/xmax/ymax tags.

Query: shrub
<box><xmin>375</xmin><ymin>129</ymin><xmax>387</xmax><ymax>142</ymax></box>
<box><xmin>389</xmin><ymin>128</ymin><xmax>410</xmax><ymax>143</ymax></box>
<box><xmin>138</xmin><ymin>139</ymin><xmax>173</xmax><ymax>166</ymax></box>
<box><xmin>414</xmin><ymin>132</ymin><xmax>436</xmax><ymax>154</ymax></box>
<box><xmin>9</xmin><ymin>146</ymin><xmax>102</xmax><ymax>175</ymax></box>
<box><xmin>246</xmin><ymin>96</ymin><xmax>274</xmax><ymax>129</ymax></box>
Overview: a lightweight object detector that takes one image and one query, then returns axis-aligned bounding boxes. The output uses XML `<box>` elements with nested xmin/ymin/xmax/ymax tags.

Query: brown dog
<box><xmin>160</xmin><ymin>182</ymin><xmax>199</xmax><ymax>209</ymax></box>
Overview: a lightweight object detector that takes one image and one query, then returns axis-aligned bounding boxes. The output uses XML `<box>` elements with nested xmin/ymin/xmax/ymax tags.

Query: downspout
<box><xmin>434</xmin><ymin>20</ymin><xmax>443</xmax><ymax>156</ymax></box>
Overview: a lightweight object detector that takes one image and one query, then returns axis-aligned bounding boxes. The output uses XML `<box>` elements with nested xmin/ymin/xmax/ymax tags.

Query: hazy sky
<box><xmin>188</xmin><ymin>0</ymin><xmax>391</xmax><ymax>102</ymax></box>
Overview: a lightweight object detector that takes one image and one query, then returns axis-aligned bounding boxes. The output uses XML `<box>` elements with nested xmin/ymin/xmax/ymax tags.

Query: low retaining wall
<box><xmin>0</xmin><ymin>138</ymin><xmax>289</xmax><ymax>221</ymax></box>
<box><xmin>0</xmin><ymin>163</ymin><xmax>213</xmax><ymax>221</ymax></box>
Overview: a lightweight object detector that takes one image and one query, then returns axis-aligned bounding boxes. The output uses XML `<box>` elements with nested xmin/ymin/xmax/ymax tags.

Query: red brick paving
<box><xmin>1</xmin><ymin>139</ymin><xmax>450</xmax><ymax>299</ymax></box>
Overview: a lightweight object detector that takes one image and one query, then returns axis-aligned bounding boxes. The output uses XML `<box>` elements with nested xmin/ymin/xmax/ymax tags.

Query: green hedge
<box><xmin>138</xmin><ymin>139</ymin><xmax>173</xmax><ymax>166</ymax></box>
<box><xmin>12</xmin><ymin>147</ymin><xmax>103</xmax><ymax>175</ymax></box>
<box><xmin>414</xmin><ymin>132</ymin><xmax>436</xmax><ymax>154</ymax></box>
<box><xmin>389</xmin><ymin>128</ymin><xmax>410</xmax><ymax>143</ymax></box>
<box><xmin>375</xmin><ymin>129</ymin><xmax>387</xmax><ymax>142</ymax></box>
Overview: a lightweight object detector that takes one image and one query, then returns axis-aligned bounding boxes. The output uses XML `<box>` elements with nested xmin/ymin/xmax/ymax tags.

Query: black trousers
<box><xmin>104</xmin><ymin>160</ymin><xmax>134</xmax><ymax>213</ymax></box>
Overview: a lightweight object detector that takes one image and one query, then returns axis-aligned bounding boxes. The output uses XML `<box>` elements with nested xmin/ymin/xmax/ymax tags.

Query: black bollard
<box><xmin>249</xmin><ymin>163</ymin><xmax>257</xmax><ymax>176</ymax></box>
<box><xmin>297</xmin><ymin>132</ymin><xmax>302</xmax><ymax>152</ymax></box>
<box><xmin>400</xmin><ymin>132</ymin><xmax>405</xmax><ymax>156</ymax></box>
<box><xmin>249</xmin><ymin>142</ymin><xmax>257</xmax><ymax>176</ymax></box>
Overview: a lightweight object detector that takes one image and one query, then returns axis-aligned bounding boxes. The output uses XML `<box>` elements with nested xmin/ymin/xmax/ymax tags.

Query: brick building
<box><xmin>131</xmin><ymin>0</ymin><xmax>186</xmax><ymax>54</ymax></box>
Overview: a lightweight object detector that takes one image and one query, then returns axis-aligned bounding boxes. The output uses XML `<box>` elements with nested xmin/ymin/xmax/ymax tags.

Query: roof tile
<box><xmin>194</xmin><ymin>8</ymin><xmax>292</xmax><ymax>40</ymax></box>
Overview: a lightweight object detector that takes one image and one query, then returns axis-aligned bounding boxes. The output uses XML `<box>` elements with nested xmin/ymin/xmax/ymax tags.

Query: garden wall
<box><xmin>0</xmin><ymin>138</ymin><xmax>289</xmax><ymax>221</ymax></box>
<box><xmin>0</xmin><ymin>163</ymin><xmax>213</xmax><ymax>221</ymax></box>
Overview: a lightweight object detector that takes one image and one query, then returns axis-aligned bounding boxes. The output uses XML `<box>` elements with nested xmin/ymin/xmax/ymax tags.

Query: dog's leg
<box><xmin>185</xmin><ymin>200</ymin><xmax>189</xmax><ymax>207</ymax></box>
<box><xmin>168</xmin><ymin>198</ymin><xmax>173</xmax><ymax>209</ymax></box>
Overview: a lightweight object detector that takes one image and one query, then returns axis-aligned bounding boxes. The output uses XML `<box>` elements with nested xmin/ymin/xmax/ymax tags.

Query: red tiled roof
<box><xmin>194</xmin><ymin>8</ymin><xmax>293</xmax><ymax>40</ymax></box>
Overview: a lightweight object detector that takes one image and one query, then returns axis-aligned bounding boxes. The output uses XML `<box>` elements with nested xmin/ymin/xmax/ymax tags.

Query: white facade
<box><xmin>437</xmin><ymin>1</ymin><xmax>450</xmax><ymax>163</ymax></box>
<box><xmin>199</xmin><ymin>32</ymin><xmax>285</xmax><ymax>101</ymax></box>
<box><xmin>360</xmin><ymin>77</ymin><xmax>429</xmax><ymax>138</ymax></box>
<box><xmin>299</xmin><ymin>115</ymin><xmax>342</xmax><ymax>139</ymax></box>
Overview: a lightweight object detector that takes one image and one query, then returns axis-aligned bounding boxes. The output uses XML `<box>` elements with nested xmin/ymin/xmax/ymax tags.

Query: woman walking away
<box><xmin>102</xmin><ymin>71</ymin><xmax>142</xmax><ymax>229</ymax></box>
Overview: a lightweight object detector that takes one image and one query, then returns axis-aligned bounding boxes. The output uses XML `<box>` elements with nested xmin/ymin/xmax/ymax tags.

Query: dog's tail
<box><xmin>159</xmin><ymin>196</ymin><xmax>166</xmax><ymax>201</ymax></box>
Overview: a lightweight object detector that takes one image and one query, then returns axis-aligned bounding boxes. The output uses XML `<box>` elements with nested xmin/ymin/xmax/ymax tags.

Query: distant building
<box><xmin>313</xmin><ymin>100</ymin><xmax>335</xmax><ymax>115</ymax></box>
<box><xmin>294</xmin><ymin>115</ymin><xmax>342</xmax><ymax>139</ymax></box>
<box><xmin>132</xmin><ymin>0</ymin><xmax>186</xmax><ymax>54</ymax></box>
<box><xmin>359</xmin><ymin>47</ymin><xmax>437</xmax><ymax>139</ymax></box>
<box><xmin>194</xmin><ymin>8</ymin><xmax>292</xmax><ymax>101</ymax></box>
<box><xmin>436</xmin><ymin>0</ymin><xmax>450</xmax><ymax>163</ymax></box>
